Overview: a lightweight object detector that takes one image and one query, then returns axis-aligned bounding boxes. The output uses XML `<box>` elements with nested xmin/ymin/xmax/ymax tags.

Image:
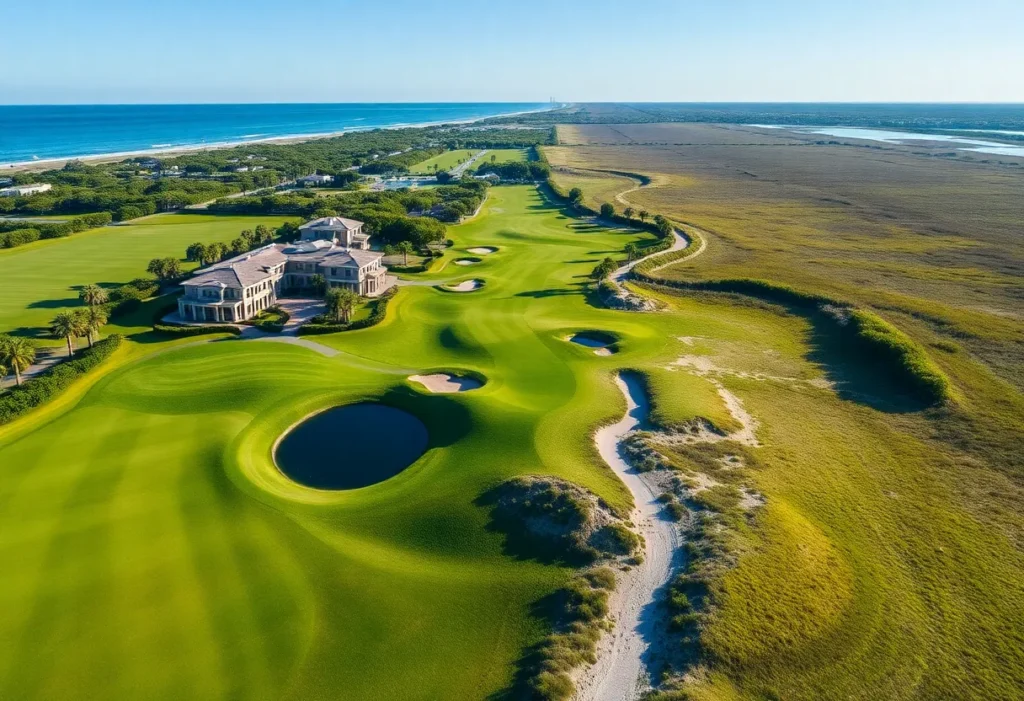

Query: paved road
<box><xmin>449</xmin><ymin>150</ymin><xmax>489</xmax><ymax>177</ymax></box>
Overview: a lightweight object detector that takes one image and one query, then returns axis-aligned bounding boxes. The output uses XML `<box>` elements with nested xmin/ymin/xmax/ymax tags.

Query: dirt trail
<box><xmin>577</xmin><ymin>374</ymin><xmax>682</xmax><ymax>701</ymax></box>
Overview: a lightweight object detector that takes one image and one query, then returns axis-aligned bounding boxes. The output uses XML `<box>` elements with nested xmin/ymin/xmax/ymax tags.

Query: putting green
<box><xmin>2</xmin><ymin>186</ymin><xmax>1019</xmax><ymax>700</ymax></box>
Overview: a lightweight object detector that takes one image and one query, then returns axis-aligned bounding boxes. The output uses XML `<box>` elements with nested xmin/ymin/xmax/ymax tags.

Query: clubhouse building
<box><xmin>177</xmin><ymin>217</ymin><xmax>389</xmax><ymax>323</ymax></box>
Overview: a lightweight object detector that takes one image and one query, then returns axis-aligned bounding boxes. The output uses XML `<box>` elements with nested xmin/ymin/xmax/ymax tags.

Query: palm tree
<box><xmin>81</xmin><ymin>306</ymin><xmax>108</xmax><ymax>348</ymax></box>
<box><xmin>639</xmin><ymin>210</ymin><xmax>650</xmax><ymax>223</ymax></box>
<box><xmin>79</xmin><ymin>284</ymin><xmax>108</xmax><ymax>307</ymax></box>
<box><xmin>0</xmin><ymin>335</ymin><xmax>35</xmax><ymax>387</ymax></box>
<box><xmin>396</xmin><ymin>241</ymin><xmax>415</xmax><ymax>266</ymax></box>
<box><xmin>336</xmin><ymin>289</ymin><xmax>357</xmax><ymax>323</ymax></box>
<box><xmin>51</xmin><ymin>311</ymin><xmax>85</xmax><ymax>358</ymax></box>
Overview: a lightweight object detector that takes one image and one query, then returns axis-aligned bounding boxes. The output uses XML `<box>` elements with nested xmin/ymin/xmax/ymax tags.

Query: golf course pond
<box><xmin>274</xmin><ymin>403</ymin><xmax>429</xmax><ymax>489</ymax></box>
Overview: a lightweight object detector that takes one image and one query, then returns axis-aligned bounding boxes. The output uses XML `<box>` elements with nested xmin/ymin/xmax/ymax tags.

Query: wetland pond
<box><xmin>275</xmin><ymin>403</ymin><xmax>429</xmax><ymax>490</ymax></box>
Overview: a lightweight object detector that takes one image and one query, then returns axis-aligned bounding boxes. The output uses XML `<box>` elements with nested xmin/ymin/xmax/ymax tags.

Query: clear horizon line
<box><xmin>2</xmin><ymin>100</ymin><xmax>1024</xmax><ymax>108</ymax></box>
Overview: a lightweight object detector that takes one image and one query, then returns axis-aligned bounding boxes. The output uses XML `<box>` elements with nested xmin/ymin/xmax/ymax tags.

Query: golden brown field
<box><xmin>545</xmin><ymin>123</ymin><xmax>1024</xmax><ymax>701</ymax></box>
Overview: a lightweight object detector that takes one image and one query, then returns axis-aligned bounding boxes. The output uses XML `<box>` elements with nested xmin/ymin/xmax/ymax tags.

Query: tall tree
<box><xmin>0</xmin><ymin>335</ymin><xmax>35</xmax><ymax>386</ymax></box>
<box><xmin>311</xmin><ymin>274</ymin><xmax>327</xmax><ymax>297</ymax></box>
<box><xmin>79</xmin><ymin>284</ymin><xmax>108</xmax><ymax>307</ymax></box>
<box><xmin>624</xmin><ymin>207</ymin><xmax>635</xmax><ymax>221</ymax></box>
<box><xmin>639</xmin><ymin>210</ymin><xmax>650</xmax><ymax>223</ymax></box>
<box><xmin>50</xmin><ymin>311</ymin><xmax>85</xmax><ymax>358</ymax></box>
<box><xmin>186</xmin><ymin>242</ymin><xmax>205</xmax><ymax>263</ymax></box>
<box><xmin>396</xmin><ymin>241</ymin><xmax>415</xmax><ymax>266</ymax></box>
<box><xmin>81</xmin><ymin>306</ymin><xmax>108</xmax><ymax>348</ymax></box>
<box><xmin>625</xmin><ymin>243</ymin><xmax>640</xmax><ymax>262</ymax></box>
<box><xmin>326</xmin><ymin>288</ymin><xmax>358</xmax><ymax>323</ymax></box>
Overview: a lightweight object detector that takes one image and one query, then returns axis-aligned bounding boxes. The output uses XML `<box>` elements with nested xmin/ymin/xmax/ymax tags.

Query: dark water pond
<box><xmin>275</xmin><ymin>403</ymin><xmax>429</xmax><ymax>490</ymax></box>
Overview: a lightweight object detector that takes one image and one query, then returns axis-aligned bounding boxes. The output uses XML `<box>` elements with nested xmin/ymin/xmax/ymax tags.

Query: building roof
<box><xmin>282</xmin><ymin>242</ymin><xmax>382</xmax><ymax>267</ymax></box>
<box><xmin>299</xmin><ymin>216</ymin><xmax>363</xmax><ymax>231</ymax></box>
<box><xmin>183</xmin><ymin>244</ymin><xmax>287</xmax><ymax>289</ymax></box>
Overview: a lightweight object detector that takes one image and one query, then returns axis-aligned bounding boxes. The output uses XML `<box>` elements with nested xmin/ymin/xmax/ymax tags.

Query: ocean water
<box><xmin>0</xmin><ymin>103</ymin><xmax>549</xmax><ymax>165</ymax></box>
<box><xmin>752</xmin><ymin>124</ymin><xmax>1024</xmax><ymax>157</ymax></box>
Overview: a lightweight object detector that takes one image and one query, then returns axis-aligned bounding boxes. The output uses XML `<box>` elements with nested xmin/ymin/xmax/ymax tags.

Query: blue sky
<box><xmin>3</xmin><ymin>0</ymin><xmax>1023</xmax><ymax>104</ymax></box>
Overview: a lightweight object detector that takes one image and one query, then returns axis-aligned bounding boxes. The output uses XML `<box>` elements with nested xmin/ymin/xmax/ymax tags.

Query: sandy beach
<box><xmin>0</xmin><ymin>105</ymin><xmax>559</xmax><ymax>174</ymax></box>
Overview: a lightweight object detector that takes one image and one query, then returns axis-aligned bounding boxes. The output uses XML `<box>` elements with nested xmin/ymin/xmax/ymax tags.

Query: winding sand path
<box><xmin>577</xmin><ymin>374</ymin><xmax>682</xmax><ymax>700</ymax></box>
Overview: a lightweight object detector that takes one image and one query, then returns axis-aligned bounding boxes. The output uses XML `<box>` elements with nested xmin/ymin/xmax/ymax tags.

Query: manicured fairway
<box><xmin>472</xmin><ymin>148</ymin><xmax>529</xmax><ymax>169</ymax></box>
<box><xmin>0</xmin><ymin>213</ymin><xmax>296</xmax><ymax>336</ymax></box>
<box><xmin>408</xmin><ymin>149</ymin><xmax>479</xmax><ymax>173</ymax></box>
<box><xmin>0</xmin><ymin>187</ymin><xmax>1021</xmax><ymax>700</ymax></box>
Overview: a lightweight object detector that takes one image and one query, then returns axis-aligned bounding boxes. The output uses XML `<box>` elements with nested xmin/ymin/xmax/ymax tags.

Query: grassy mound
<box><xmin>479</xmin><ymin>476</ymin><xmax>639</xmax><ymax>565</ymax></box>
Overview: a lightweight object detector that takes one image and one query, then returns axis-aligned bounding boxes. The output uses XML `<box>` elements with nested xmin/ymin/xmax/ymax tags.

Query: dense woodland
<box><xmin>0</xmin><ymin>125</ymin><xmax>553</xmax><ymax>220</ymax></box>
<box><xmin>210</xmin><ymin>180</ymin><xmax>488</xmax><ymax>245</ymax></box>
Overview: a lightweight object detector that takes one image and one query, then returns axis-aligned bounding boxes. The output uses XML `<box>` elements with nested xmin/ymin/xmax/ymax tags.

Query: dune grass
<box><xmin>0</xmin><ymin>184</ymin><xmax>1022</xmax><ymax>700</ymax></box>
<box><xmin>0</xmin><ymin>213</ymin><xmax>297</xmax><ymax>338</ymax></box>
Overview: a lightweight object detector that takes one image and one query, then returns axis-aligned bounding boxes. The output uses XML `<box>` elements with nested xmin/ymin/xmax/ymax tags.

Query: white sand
<box><xmin>467</xmin><ymin>246</ymin><xmax>498</xmax><ymax>255</ymax></box>
<box><xmin>577</xmin><ymin>374</ymin><xmax>681</xmax><ymax>701</ymax></box>
<box><xmin>594</xmin><ymin>347</ymin><xmax>614</xmax><ymax>357</ymax></box>
<box><xmin>409</xmin><ymin>373</ymin><xmax>483</xmax><ymax>393</ymax></box>
<box><xmin>454</xmin><ymin>258</ymin><xmax>481</xmax><ymax>266</ymax></box>
<box><xmin>447</xmin><ymin>279</ymin><xmax>483</xmax><ymax>292</ymax></box>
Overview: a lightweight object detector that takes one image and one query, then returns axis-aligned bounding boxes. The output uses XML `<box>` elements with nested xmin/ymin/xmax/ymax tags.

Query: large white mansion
<box><xmin>177</xmin><ymin>217</ymin><xmax>388</xmax><ymax>323</ymax></box>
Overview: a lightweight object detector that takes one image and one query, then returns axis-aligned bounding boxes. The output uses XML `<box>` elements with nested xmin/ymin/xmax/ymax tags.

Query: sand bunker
<box><xmin>445</xmin><ymin>279</ymin><xmax>484</xmax><ymax>292</ymax></box>
<box><xmin>409</xmin><ymin>373</ymin><xmax>483</xmax><ymax>393</ymax></box>
<box><xmin>568</xmin><ymin>332</ymin><xmax>618</xmax><ymax>355</ymax></box>
<box><xmin>454</xmin><ymin>257</ymin><xmax>482</xmax><ymax>266</ymax></box>
<box><xmin>467</xmin><ymin>246</ymin><xmax>498</xmax><ymax>255</ymax></box>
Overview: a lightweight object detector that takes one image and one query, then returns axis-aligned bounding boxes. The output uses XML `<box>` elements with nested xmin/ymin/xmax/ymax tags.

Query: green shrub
<box><xmin>297</xmin><ymin>288</ymin><xmax>395</xmax><ymax>336</ymax></box>
<box><xmin>153</xmin><ymin>324</ymin><xmax>242</xmax><ymax>337</ymax></box>
<box><xmin>594</xmin><ymin>523</ymin><xmax>642</xmax><ymax>555</ymax></box>
<box><xmin>846</xmin><ymin>309</ymin><xmax>951</xmax><ymax>404</ymax></box>
<box><xmin>0</xmin><ymin>335</ymin><xmax>123</xmax><ymax>425</ymax></box>
<box><xmin>0</xmin><ymin>228</ymin><xmax>41</xmax><ymax>248</ymax></box>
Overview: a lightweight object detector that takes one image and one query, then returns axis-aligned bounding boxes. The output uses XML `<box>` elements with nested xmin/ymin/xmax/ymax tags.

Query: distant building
<box><xmin>0</xmin><ymin>183</ymin><xmax>52</xmax><ymax>197</ymax></box>
<box><xmin>298</xmin><ymin>174</ymin><xmax>334</xmax><ymax>187</ymax></box>
<box><xmin>298</xmin><ymin>216</ymin><xmax>369</xmax><ymax>249</ymax></box>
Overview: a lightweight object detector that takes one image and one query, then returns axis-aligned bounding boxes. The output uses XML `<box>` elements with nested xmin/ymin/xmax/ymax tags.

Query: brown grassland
<box><xmin>546</xmin><ymin>123</ymin><xmax>1024</xmax><ymax>700</ymax></box>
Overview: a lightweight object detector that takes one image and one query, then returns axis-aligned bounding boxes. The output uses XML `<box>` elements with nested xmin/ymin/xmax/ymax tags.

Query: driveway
<box><xmin>274</xmin><ymin>297</ymin><xmax>325</xmax><ymax>332</ymax></box>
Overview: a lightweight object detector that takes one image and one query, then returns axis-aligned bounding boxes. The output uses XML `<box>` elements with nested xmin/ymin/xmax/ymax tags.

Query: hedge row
<box><xmin>847</xmin><ymin>309</ymin><xmax>951</xmax><ymax>403</ymax></box>
<box><xmin>297</xmin><ymin>288</ymin><xmax>396</xmax><ymax>336</ymax></box>
<box><xmin>153</xmin><ymin>324</ymin><xmax>243</xmax><ymax>337</ymax></box>
<box><xmin>0</xmin><ymin>334</ymin><xmax>123</xmax><ymax>426</ymax></box>
<box><xmin>0</xmin><ymin>212</ymin><xmax>112</xmax><ymax>249</ymax></box>
<box><xmin>633</xmin><ymin>273</ymin><xmax>951</xmax><ymax>404</ymax></box>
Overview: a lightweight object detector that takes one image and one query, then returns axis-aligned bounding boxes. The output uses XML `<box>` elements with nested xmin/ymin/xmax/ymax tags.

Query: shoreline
<box><xmin>0</xmin><ymin>104</ymin><xmax>560</xmax><ymax>173</ymax></box>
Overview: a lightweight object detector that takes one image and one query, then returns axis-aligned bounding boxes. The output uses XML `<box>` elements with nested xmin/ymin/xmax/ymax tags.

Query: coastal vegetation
<box><xmin>0</xmin><ymin>122</ymin><xmax>1021</xmax><ymax>701</ymax></box>
<box><xmin>545</xmin><ymin>126</ymin><xmax>1024</xmax><ymax>699</ymax></box>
